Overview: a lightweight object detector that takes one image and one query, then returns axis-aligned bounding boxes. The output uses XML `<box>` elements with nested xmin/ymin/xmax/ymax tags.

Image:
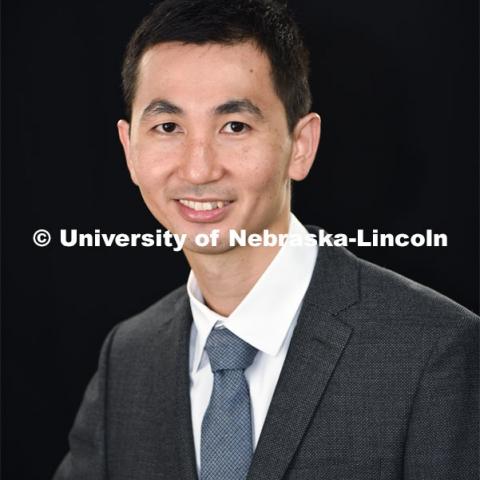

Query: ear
<box><xmin>288</xmin><ymin>113</ymin><xmax>321</xmax><ymax>181</ymax></box>
<box><xmin>117</xmin><ymin>119</ymin><xmax>138</xmax><ymax>185</ymax></box>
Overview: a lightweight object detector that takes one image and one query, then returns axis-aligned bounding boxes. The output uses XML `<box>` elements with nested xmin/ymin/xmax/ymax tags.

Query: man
<box><xmin>53</xmin><ymin>0</ymin><xmax>479</xmax><ymax>479</ymax></box>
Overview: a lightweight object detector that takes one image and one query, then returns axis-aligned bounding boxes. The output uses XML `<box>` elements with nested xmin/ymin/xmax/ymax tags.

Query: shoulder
<box><xmin>321</xmin><ymin>247</ymin><xmax>479</xmax><ymax>368</ymax></box>
<box><xmin>347</xmin><ymin>252</ymin><xmax>480</xmax><ymax>340</ymax></box>
<box><xmin>105</xmin><ymin>284</ymin><xmax>188</xmax><ymax>352</ymax></box>
<box><xmin>305</xmin><ymin>226</ymin><xmax>478</xmax><ymax>333</ymax></box>
<box><xmin>308</xmin><ymin>237</ymin><xmax>478</xmax><ymax>332</ymax></box>
<box><xmin>354</xmin><ymin>253</ymin><xmax>479</xmax><ymax>330</ymax></box>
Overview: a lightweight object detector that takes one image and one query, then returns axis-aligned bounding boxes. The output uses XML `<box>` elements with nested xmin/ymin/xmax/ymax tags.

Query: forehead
<box><xmin>133</xmin><ymin>41</ymin><xmax>282</xmax><ymax>117</ymax></box>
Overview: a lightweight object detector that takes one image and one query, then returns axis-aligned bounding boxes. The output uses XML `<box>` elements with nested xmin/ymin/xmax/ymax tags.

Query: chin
<box><xmin>183</xmin><ymin>238</ymin><xmax>236</xmax><ymax>255</ymax></box>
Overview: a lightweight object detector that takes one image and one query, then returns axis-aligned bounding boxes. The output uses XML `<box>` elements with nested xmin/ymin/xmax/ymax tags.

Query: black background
<box><xmin>2</xmin><ymin>0</ymin><xmax>478</xmax><ymax>478</ymax></box>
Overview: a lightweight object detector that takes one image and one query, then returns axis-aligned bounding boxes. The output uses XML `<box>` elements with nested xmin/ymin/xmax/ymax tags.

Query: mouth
<box><xmin>177</xmin><ymin>199</ymin><xmax>232</xmax><ymax>211</ymax></box>
<box><xmin>175</xmin><ymin>198</ymin><xmax>234</xmax><ymax>223</ymax></box>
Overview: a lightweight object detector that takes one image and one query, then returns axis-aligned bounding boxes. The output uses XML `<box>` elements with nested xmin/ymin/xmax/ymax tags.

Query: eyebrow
<box><xmin>214</xmin><ymin>99</ymin><xmax>264</xmax><ymax>119</ymax></box>
<box><xmin>140</xmin><ymin>98</ymin><xmax>264</xmax><ymax>121</ymax></box>
<box><xmin>141</xmin><ymin>99</ymin><xmax>183</xmax><ymax>120</ymax></box>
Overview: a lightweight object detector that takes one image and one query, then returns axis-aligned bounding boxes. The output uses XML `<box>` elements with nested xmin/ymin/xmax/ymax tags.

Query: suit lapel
<box><xmin>247</xmin><ymin>242</ymin><xmax>360</xmax><ymax>480</ymax></box>
<box><xmin>146</xmin><ymin>291</ymin><xmax>198</xmax><ymax>480</ymax></box>
<box><xmin>172</xmin><ymin>294</ymin><xmax>199</xmax><ymax>480</ymax></box>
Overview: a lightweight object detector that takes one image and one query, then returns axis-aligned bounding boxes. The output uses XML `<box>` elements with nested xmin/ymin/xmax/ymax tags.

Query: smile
<box><xmin>178</xmin><ymin>199</ymin><xmax>232</xmax><ymax>211</ymax></box>
<box><xmin>176</xmin><ymin>198</ymin><xmax>233</xmax><ymax>223</ymax></box>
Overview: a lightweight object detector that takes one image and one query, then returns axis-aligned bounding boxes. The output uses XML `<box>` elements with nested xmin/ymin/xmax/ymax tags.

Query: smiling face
<box><xmin>118</xmin><ymin>41</ymin><xmax>320</xmax><ymax>254</ymax></box>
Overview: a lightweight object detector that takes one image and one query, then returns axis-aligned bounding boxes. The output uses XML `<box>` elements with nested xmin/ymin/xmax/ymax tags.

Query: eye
<box><xmin>221</xmin><ymin>121</ymin><xmax>250</xmax><ymax>134</ymax></box>
<box><xmin>154</xmin><ymin>122</ymin><xmax>181</xmax><ymax>134</ymax></box>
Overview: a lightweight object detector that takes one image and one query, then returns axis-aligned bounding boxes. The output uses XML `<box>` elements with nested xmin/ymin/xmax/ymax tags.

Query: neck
<box><xmin>185</xmin><ymin>219</ymin><xmax>289</xmax><ymax>316</ymax></box>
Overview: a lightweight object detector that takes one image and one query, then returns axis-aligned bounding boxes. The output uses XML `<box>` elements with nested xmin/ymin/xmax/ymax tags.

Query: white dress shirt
<box><xmin>187</xmin><ymin>213</ymin><xmax>318</xmax><ymax>473</ymax></box>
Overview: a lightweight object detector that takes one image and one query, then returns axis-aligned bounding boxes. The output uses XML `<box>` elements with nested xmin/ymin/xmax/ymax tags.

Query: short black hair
<box><xmin>121</xmin><ymin>0</ymin><xmax>311</xmax><ymax>132</ymax></box>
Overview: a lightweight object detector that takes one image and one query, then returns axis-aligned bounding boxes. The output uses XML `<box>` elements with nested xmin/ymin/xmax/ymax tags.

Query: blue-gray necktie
<box><xmin>200</xmin><ymin>328</ymin><xmax>258</xmax><ymax>480</ymax></box>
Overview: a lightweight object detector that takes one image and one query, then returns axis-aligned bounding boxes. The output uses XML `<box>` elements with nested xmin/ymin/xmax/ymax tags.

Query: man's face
<box><xmin>118</xmin><ymin>41</ymin><xmax>319</xmax><ymax>253</ymax></box>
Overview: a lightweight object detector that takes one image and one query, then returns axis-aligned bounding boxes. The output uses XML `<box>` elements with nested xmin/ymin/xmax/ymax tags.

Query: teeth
<box><xmin>179</xmin><ymin>199</ymin><xmax>229</xmax><ymax>211</ymax></box>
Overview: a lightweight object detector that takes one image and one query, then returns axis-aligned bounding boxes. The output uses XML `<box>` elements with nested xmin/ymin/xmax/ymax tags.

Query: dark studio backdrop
<box><xmin>1</xmin><ymin>0</ymin><xmax>478</xmax><ymax>478</ymax></box>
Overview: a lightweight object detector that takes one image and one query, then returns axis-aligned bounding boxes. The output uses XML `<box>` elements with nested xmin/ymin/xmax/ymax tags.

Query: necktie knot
<box><xmin>205</xmin><ymin>328</ymin><xmax>258</xmax><ymax>373</ymax></box>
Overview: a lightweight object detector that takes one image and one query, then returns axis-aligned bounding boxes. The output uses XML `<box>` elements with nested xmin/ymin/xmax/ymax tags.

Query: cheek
<box><xmin>238</xmin><ymin>142</ymin><xmax>290</xmax><ymax>195</ymax></box>
<box><xmin>130</xmin><ymin>143</ymin><xmax>174</xmax><ymax>189</ymax></box>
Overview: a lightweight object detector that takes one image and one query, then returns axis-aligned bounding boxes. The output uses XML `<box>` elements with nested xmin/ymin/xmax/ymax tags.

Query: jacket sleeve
<box><xmin>52</xmin><ymin>325</ymin><xmax>118</xmax><ymax>480</ymax></box>
<box><xmin>403</xmin><ymin>321</ymin><xmax>479</xmax><ymax>479</ymax></box>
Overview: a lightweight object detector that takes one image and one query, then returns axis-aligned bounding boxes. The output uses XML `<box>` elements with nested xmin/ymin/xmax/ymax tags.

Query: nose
<box><xmin>178</xmin><ymin>134</ymin><xmax>224</xmax><ymax>185</ymax></box>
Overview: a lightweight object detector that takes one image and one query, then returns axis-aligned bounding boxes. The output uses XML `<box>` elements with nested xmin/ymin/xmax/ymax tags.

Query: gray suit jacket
<box><xmin>53</xmin><ymin>241</ymin><xmax>479</xmax><ymax>480</ymax></box>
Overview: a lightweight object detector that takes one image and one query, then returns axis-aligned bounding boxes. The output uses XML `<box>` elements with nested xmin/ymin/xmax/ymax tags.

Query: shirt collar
<box><xmin>187</xmin><ymin>213</ymin><xmax>318</xmax><ymax>373</ymax></box>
